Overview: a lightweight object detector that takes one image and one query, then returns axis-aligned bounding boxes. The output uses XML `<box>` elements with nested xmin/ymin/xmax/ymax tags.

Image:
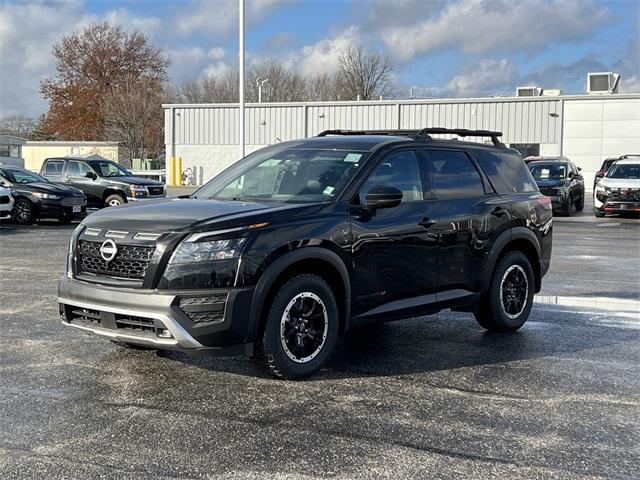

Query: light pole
<box><xmin>256</xmin><ymin>76</ymin><xmax>269</xmax><ymax>103</ymax></box>
<box><xmin>239</xmin><ymin>0</ymin><xmax>245</xmax><ymax>157</ymax></box>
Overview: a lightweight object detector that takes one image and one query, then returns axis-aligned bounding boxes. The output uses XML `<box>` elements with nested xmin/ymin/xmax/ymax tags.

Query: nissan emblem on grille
<box><xmin>99</xmin><ymin>239</ymin><xmax>118</xmax><ymax>263</ymax></box>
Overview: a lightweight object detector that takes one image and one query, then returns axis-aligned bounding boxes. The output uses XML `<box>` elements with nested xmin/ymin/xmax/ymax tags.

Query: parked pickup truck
<box><xmin>40</xmin><ymin>157</ymin><xmax>166</xmax><ymax>208</ymax></box>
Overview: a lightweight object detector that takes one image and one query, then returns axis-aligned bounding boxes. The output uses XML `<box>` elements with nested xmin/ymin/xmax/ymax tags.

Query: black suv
<box><xmin>40</xmin><ymin>157</ymin><xmax>165</xmax><ymax>208</ymax></box>
<box><xmin>527</xmin><ymin>157</ymin><xmax>585</xmax><ymax>216</ymax></box>
<box><xmin>58</xmin><ymin>128</ymin><xmax>552</xmax><ymax>379</ymax></box>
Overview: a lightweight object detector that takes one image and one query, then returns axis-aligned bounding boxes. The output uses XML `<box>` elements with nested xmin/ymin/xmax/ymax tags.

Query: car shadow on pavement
<box><xmin>154</xmin><ymin>310</ymin><xmax>639</xmax><ymax>381</ymax></box>
<box><xmin>0</xmin><ymin>220</ymin><xmax>78</xmax><ymax>235</ymax></box>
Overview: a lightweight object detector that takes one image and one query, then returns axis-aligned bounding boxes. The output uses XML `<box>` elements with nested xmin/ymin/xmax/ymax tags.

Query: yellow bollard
<box><xmin>169</xmin><ymin>156</ymin><xmax>175</xmax><ymax>186</ymax></box>
<box><xmin>177</xmin><ymin>157</ymin><xmax>183</xmax><ymax>186</ymax></box>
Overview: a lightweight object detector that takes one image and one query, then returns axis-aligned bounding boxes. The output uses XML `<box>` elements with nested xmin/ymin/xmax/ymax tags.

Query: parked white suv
<box><xmin>0</xmin><ymin>184</ymin><xmax>14</xmax><ymax>219</ymax></box>
<box><xmin>594</xmin><ymin>158</ymin><xmax>640</xmax><ymax>217</ymax></box>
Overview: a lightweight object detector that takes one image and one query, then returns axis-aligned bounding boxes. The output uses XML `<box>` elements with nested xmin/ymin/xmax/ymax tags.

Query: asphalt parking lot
<box><xmin>1</xmin><ymin>198</ymin><xmax>639</xmax><ymax>479</ymax></box>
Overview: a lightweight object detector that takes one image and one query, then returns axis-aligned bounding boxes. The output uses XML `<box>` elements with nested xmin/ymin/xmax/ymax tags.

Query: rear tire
<box><xmin>104</xmin><ymin>194</ymin><xmax>125</xmax><ymax>207</ymax></box>
<box><xmin>13</xmin><ymin>198</ymin><xmax>35</xmax><ymax>225</ymax></box>
<box><xmin>474</xmin><ymin>251</ymin><xmax>535</xmax><ymax>332</ymax></box>
<box><xmin>262</xmin><ymin>274</ymin><xmax>338</xmax><ymax>380</ymax></box>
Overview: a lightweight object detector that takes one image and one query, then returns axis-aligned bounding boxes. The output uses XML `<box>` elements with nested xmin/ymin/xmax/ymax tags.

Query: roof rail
<box><xmin>316</xmin><ymin>129</ymin><xmax>421</xmax><ymax>138</ymax></box>
<box><xmin>416</xmin><ymin>128</ymin><xmax>504</xmax><ymax>146</ymax></box>
<box><xmin>316</xmin><ymin>127</ymin><xmax>505</xmax><ymax>147</ymax></box>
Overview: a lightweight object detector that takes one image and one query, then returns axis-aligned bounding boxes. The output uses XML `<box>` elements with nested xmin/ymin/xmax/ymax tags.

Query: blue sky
<box><xmin>1</xmin><ymin>0</ymin><xmax>638</xmax><ymax>117</ymax></box>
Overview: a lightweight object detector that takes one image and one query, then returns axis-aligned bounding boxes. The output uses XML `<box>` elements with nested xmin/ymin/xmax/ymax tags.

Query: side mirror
<box><xmin>364</xmin><ymin>186</ymin><xmax>403</xmax><ymax>210</ymax></box>
<box><xmin>85</xmin><ymin>171</ymin><xmax>97</xmax><ymax>180</ymax></box>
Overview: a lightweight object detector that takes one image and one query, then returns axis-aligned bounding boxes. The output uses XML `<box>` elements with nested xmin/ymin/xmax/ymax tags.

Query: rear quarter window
<box><xmin>473</xmin><ymin>150</ymin><xmax>537</xmax><ymax>194</ymax></box>
<box><xmin>43</xmin><ymin>160</ymin><xmax>64</xmax><ymax>176</ymax></box>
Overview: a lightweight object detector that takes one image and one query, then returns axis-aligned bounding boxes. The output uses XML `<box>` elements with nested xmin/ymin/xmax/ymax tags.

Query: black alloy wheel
<box><xmin>13</xmin><ymin>199</ymin><xmax>35</xmax><ymax>225</ymax></box>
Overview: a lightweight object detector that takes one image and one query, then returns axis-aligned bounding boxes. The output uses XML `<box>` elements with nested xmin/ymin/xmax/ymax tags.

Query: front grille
<box><xmin>115</xmin><ymin>313</ymin><xmax>157</xmax><ymax>333</ymax></box>
<box><xmin>538</xmin><ymin>187</ymin><xmax>554</xmax><ymax>196</ymax></box>
<box><xmin>0</xmin><ymin>195</ymin><xmax>10</xmax><ymax>204</ymax></box>
<box><xmin>178</xmin><ymin>295</ymin><xmax>227</xmax><ymax>324</ymax></box>
<box><xmin>148</xmin><ymin>186</ymin><xmax>164</xmax><ymax>196</ymax></box>
<box><xmin>61</xmin><ymin>196</ymin><xmax>85</xmax><ymax>206</ymax></box>
<box><xmin>609</xmin><ymin>188</ymin><xmax>640</xmax><ymax>202</ymax></box>
<box><xmin>68</xmin><ymin>307</ymin><xmax>101</xmax><ymax>325</ymax></box>
<box><xmin>78</xmin><ymin>240</ymin><xmax>155</xmax><ymax>279</ymax></box>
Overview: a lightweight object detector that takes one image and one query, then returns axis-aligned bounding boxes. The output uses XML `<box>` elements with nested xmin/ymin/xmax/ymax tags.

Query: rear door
<box><xmin>420</xmin><ymin>148</ymin><xmax>509</xmax><ymax>296</ymax></box>
<box><xmin>41</xmin><ymin>159</ymin><xmax>65</xmax><ymax>185</ymax></box>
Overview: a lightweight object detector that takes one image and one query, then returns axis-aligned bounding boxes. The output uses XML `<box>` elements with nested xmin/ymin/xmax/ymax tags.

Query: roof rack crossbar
<box><xmin>416</xmin><ymin>128</ymin><xmax>504</xmax><ymax>146</ymax></box>
<box><xmin>316</xmin><ymin>127</ymin><xmax>505</xmax><ymax>146</ymax></box>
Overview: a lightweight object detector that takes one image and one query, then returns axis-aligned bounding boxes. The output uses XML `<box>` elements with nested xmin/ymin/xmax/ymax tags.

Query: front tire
<box><xmin>263</xmin><ymin>274</ymin><xmax>338</xmax><ymax>380</ymax></box>
<box><xmin>104</xmin><ymin>194</ymin><xmax>125</xmax><ymax>207</ymax></box>
<box><xmin>594</xmin><ymin>208</ymin><xmax>605</xmax><ymax>218</ymax></box>
<box><xmin>474</xmin><ymin>251</ymin><xmax>535</xmax><ymax>332</ymax></box>
<box><xmin>13</xmin><ymin>198</ymin><xmax>35</xmax><ymax>225</ymax></box>
<box><xmin>575</xmin><ymin>195</ymin><xmax>584</xmax><ymax>212</ymax></box>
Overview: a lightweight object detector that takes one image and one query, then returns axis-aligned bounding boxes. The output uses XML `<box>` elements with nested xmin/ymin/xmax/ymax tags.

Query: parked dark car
<box><xmin>40</xmin><ymin>157</ymin><xmax>165</xmax><ymax>208</ymax></box>
<box><xmin>0</xmin><ymin>165</ymin><xmax>86</xmax><ymax>224</ymax></box>
<box><xmin>59</xmin><ymin>128</ymin><xmax>552</xmax><ymax>379</ymax></box>
<box><xmin>527</xmin><ymin>157</ymin><xmax>585</xmax><ymax>216</ymax></box>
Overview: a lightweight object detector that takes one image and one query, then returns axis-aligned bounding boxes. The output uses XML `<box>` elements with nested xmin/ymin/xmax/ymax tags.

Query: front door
<box><xmin>64</xmin><ymin>160</ymin><xmax>102</xmax><ymax>206</ymax></box>
<box><xmin>350</xmin><ymin>150</ymin><xmax>439</xmax><ymax>317</ymax></box>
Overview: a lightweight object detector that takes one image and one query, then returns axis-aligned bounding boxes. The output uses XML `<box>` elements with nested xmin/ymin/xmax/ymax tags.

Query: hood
<box><xmin>102</xmin><ymin>176</ymin><xmax>164</xmax><ymax>187</ymax></box>
<box><xmin>598</xmin><ymin>177</ymin><xmax>640</xmax><ymax>189</ymax></box>
<box><xmin>81</xmin><ymin>197</ymin><xmax>320</xmax><ymax>232</ymax></box>
<box><xmin>13</xmin><ymin>182</ymin><xmax>84</xmax><ymax>196</ymax></box>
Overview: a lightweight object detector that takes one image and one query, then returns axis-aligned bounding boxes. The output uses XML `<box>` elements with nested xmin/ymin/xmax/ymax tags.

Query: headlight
<box><xmin>129</xmin><ymin>185</ymin><xmax>149</xmax><ymax>197</ymax></box>
<box><xmin>169</xmin><ymin>238</ymin><xmax>247</xmax><ymax>264</ymax></box>
<box><xmin>33</xmin><ymin>192</ymin><xmax>61</xmax><ymax>200</ymax></box>
<box><xmin>67</xmin><ymin>224</ymin><xmax>84</xmax><ymax>278</ymax></box>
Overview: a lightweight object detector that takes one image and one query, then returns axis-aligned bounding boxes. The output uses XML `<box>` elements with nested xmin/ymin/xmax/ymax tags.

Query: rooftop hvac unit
<box><xmin>516</xmin><ymin>86</ymin><xmax>543</xmax><ymax>97</ymax></box>
<box><xmin>586</xmin><ymin>72</ymin><xmax>620</xmax><ymax>94</ymax></box>
<box><xmin>542</xmin><ymin>89</ymin><xmax>562</xmax><ymax>97</ymax></box>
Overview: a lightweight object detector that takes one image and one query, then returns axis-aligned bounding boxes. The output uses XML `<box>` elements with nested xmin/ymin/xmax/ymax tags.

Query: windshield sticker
<box><xmin>344</xmin><ymin>153</ymin><xmax>362</xmax><ymax>163</ymax></box>
<box><xmin>323</xmin><ymin>186</ymin><xmax>335</xmax><ymax>195</ymax></box>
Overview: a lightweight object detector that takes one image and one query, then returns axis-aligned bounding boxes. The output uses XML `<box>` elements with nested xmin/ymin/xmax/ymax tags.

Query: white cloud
<box><xmin>436</xmin><ymin>58</ymin><xmax>517</xmax><ymax>97</ymax></box>
<box><xmin>104</xmin><ymin>8</ymin><xmax>162</xmax><ymax>38</ymax></box>
<box><xmin>286</xmin><ymin>26</ymin><xmax>360</xmax><ymax>77</ymax></box>
<box><xmin>167</xmin><ymin>46</ymin><xmax>229</xmax><ymax>83</ymax></box>
<box><xmin>381</xmin><ymin>0</ymin><xmax>612</xmax><ymax>61</ymax></box>
<box><xmin>175</xmin><ymin>0</ymin><xmax>289</xmax><ymax>37</ymax></box>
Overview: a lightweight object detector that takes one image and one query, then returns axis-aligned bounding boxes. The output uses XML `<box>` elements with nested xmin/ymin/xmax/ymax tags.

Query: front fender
<box><xmin>245</xmin><ymin>246</ymin><xmax>352</xmax><ymax>344</ymax></box>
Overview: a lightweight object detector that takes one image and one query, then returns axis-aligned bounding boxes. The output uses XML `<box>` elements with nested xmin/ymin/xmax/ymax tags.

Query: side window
<box><xmin>67</xmin><ymin>161</ymin><xmax>93</xmax><ymax>178</ymax></box>
<box><xmin>359</xmin><ymin>150</ymin><xmax>424</xmax><ymax>204</ymax></box>
<box><xmin>44</xmin><ymin>160</ymin><xmax>64</xmax><ymax>177</ymax></box>
<box><xmin>423</xmin><ymin>150</ymin><xmax>485</xmax><ymax>199</ymax></box>
<box><xmin>473</xmin><ymin>150</ymin><xmax>537</xmax><ymax>194</ymax></box>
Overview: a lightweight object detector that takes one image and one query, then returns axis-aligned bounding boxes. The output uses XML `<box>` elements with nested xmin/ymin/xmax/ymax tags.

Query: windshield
<box><xmin>528</xmin><ymin>163</ymin><xmax>567</xmax><ymax>181</ymax></box>
<box><xmin>606</xmin><ymin>163</ymin><xmax>640</xmax><ymax>179</ymax></box>
<box><xmin>194</xmin><ymin>145</ymin><xmax>368</xmax><ymax>203</ymax></box>
<box><xmin>0</xmin><ymin>168</ymin><xmax>47</xmax><ymax>184</ymax></box>
<box><xmin>88</xmin><ymin>161</ymin><xmax>131</xmax><ymax>177</ymax></box>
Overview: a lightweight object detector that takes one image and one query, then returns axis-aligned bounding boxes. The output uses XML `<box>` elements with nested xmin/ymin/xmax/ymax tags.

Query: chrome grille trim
<box><xmin>133</xmin><ymin>232</ymin><xmax>162</xmax><ymax>241</ymax></box>
<box><xmin>84</xmin><ymin>228</ymin><xmax>101</xmax><ymax>236</ymax></box>
<box><xmin>105</xmin><ymin>230</ymin><xmax>129</xmax><ymax>239</ymax></box>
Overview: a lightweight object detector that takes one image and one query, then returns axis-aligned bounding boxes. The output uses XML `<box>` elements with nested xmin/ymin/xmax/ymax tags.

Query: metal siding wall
<box><xmin>168</xmin><ymin>98</ymin><xmax>563</xmax><ymax>146</ymax></box>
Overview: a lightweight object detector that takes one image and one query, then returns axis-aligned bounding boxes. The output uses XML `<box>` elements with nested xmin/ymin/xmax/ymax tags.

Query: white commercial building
<box><xmin>164</xmin><ymin>92</ymin><xmax>640</xmax><ymax>190</ymax></box>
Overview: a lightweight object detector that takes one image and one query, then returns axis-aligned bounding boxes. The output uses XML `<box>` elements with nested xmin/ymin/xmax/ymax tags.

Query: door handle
<box><xmin>418</xmin><ymin>217</ymin><xmax>436</xmax><ymax>228</ymax></box>
<box><xmin>491</xmin><ymin>207</ymin><xmax>506</xmax><ymax>217</ymax></box>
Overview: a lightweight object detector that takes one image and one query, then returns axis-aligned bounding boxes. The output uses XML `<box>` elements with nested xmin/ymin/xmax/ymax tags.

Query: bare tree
<box><xmin>337</xmin><ymin>46</ymin><xmax>394</xmax><ymax>100</ymax></box>
<box><xmin>305</xmin><ymin>73</ymin><xmax>339</xmax><ymax>101</ymax></box>
<box><xmin>247</xmin><ymin>62</ymin><xmax>307</xmax><ymax>102</ymax></box>
<box><xmin>100</xmin><ymin>76</ymin><xmax>164</xmax><ymax>160</ymax></box>
<box><xmin>0</xmin><ymin>115</ymin><xmax>36</xmax><ymax>137</ymax></box>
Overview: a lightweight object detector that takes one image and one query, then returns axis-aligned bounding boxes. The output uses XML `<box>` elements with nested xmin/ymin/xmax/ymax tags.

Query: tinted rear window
<box><xmin>473</xmin><ymin>150</ymin><xmax>537</xmax><ymax>194</ymax></box>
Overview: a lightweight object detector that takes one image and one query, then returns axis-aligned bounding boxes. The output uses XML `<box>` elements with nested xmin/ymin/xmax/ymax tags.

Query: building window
<box><xmin>0</xmin><ymin>145</ymin><xmax>21</xmax><ymax>158</ymax></box>
<box><xmin>509</xmin><ymin>143</ymin><xmax>540</xmax><ymax>158</ymax></box>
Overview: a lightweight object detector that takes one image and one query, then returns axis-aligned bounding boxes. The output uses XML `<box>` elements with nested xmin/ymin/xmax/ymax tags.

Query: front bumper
<box><xmin>126</xmin><ymin>195</ymin><xmax>166</xmax><ymax>202</ymax></box>
<box><xmin>58</xmin><ymin>275</ymin><xmax>254</xmax><ymax>353</ymax></box>
<box><xmin>597</xmin><ymin>202</ymin><xmax>640</xmax><ymax>214</ymax></box>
